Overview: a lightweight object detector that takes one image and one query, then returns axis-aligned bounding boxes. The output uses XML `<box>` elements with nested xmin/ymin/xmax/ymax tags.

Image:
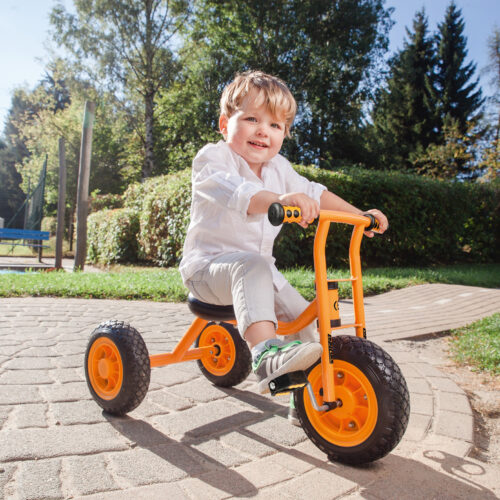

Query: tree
<box><xmin>435</xmin><ymin>2</ymin><xmax>483</xmax><ymax>135</ymax></box>
<box><xmin>479</xmin><ymin>27</ymin><xmax>500</xmax><ymax>182</ymax></box>
<box><xmin>0</xmin><ymin>139</ymin><xmax>26</xmax><ymax>228</ymax></box>
<box><xmin>156</xmin><ymin>0</ymin><xmax>393</xmax><ymax>169</ymax></box>
<box><xmin>369</xmin><ymin>10</ymin><xmax>438</xmax><ymax>171</ymax></box>
<box><xmin>50</xmin><ymin>0</ymin><xmax>190</xmax><ymax>178</ymax></box>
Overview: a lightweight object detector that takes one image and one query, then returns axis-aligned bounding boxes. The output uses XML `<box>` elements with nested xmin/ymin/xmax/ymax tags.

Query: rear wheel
<box><xmin>85</xmin><ymin>320</ymin><xmax>150</xmax><ymax>415</ymax></box>
<box><xmin>195</xmin><ymin>322</ymin><xmax>251</xmax><ymax>387</ymax></box>
<box><xmin>294</xmin><ymin>335</ymin><xmax>409</xmax><ymax>464</ymax></box>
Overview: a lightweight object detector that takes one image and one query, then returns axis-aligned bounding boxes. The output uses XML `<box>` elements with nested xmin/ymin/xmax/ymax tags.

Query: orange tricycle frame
<box><xmin>149</xmin><ymin>209</ymin><xmax>373</xmax><ymax>404</ymax></box>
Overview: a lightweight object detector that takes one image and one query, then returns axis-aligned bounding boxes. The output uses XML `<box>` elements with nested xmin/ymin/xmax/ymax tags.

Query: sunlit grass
<box><xmin>0</xmin><ymin>263</ymin><xmax>498</xmax><ymax>303</ymax></box>
<box><xmin>449</xmin><ymin>314</ymin><xmax>500</xmax><ymax>374</ymax></box>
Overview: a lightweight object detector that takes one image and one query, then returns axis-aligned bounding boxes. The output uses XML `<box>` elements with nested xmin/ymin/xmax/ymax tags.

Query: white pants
<box><xmin>185</xmin><ymin>252</ymin><xmax>316</xmax><ymax>342</ymax></box>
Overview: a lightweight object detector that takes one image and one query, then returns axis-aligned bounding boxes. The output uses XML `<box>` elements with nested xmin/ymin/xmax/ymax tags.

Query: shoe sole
<box><xmin>257</xmin><ymin>343</ymin><xmax>322</xmax><ymax>394</ymax></box>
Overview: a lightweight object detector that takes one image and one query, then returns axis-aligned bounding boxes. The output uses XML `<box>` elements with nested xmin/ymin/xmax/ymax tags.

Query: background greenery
<box><xmin>86</xmin><ymin>165</ymin><xmax>499</xmax><ymax>267</ymax></box>
<box><xmin>1</xmin><ymin>2</ymin><xmax>498</xmax><ymax>240</ymax></box>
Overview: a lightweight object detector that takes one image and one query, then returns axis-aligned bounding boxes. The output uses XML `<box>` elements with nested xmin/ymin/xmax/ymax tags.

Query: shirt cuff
<box><xmin>227</xmin><ymin>182</ymin><xmax>264</xmax><ymax>220</ymax></box>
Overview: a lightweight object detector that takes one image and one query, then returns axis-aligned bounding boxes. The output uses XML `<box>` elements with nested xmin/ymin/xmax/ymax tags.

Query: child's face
<box><xmin>219</xmin><ymin>94</ymin><xmax>286</xmax><ymax>171</ymax></box>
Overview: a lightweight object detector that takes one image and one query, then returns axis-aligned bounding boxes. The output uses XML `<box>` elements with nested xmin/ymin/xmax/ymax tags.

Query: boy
<box><xmin>180</xmin><ymin>71</ymin><xmax>388</xmax><ymax>399</ymax></box>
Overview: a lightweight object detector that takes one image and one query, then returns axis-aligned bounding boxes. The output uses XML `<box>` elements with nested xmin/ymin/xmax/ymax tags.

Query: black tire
<box><xmin>294</xmin><ymin>335</ymin><xmax>410</xmax><ymax>465</ymax></box>
<box><xmin>195</xmin><ymin>322</ymin><xmax>252</xmax><ymax>387</ymax></box>
<box><xmin>85</xmin><ymin>320</ymin><xmax>150</xmax><ymax>415</ymax></box>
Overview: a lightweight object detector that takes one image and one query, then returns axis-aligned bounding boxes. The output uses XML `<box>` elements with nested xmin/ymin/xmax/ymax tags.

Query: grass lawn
<box><xmin>450</xmin><ymin>313</ymin><xmax>500</xmax><ymax>375</ymax></box>
<box><xmin>0</xmin><ymin>263</ymin><xmax>498</xmax><ymax>302</ymax></box>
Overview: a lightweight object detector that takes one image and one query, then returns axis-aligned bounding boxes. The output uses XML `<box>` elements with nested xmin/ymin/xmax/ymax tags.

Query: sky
<box><xmin>0</xmin><ymin>0</ymin><xmax>498</xmax><ymax>130</ymax></box>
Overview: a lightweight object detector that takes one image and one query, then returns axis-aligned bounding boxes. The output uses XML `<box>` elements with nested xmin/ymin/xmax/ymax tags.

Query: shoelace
<box><xmin>253</xmin><ymin>340</ymin><xmax>302</xmax><ymax>370</ymax></box>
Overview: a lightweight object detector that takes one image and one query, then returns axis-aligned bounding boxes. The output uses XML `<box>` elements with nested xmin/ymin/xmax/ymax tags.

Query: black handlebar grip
<box><xmin>364</xmin><ymin>213</ymin><xmax>380</xmax><ymax>232</ymax></box>
<box><xmin>268</xmin><ymin>203</ymin><xmax>285</xmax><ymax>226</ymax></box>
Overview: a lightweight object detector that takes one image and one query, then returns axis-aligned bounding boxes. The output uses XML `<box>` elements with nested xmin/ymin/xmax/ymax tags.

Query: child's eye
<box><xmin>245</xmin><ymin>117</ymin><xmax>257</xmax><ymax>122</ymax></box>
<box><xmin>271</xmin><ymin>123</ymin><xmax>282</xmax><ymax>129</ymax></box>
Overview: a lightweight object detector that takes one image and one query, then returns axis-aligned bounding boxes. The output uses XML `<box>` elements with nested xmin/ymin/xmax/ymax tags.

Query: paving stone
<box><xmin>2</xmin><ymin>356</ymin><xmax>53</xmax><ymax>370</ymax></box>
<box><xmin>405</xmin><ymin>377</ymin><xmax>433</xmax><ymax>395</ymax></box>
<box><xmin>0</xmin><ymin>424</ymin><xmax>130</xmax><ymax>461</ymax></box>
<box><xmin>148</xmin><ymin>389</ymin><xmax>194</xmax><ymax>412</ymax></box>
<box><xmin>437</xmin><ymin>391</ymin><xmax>472</xmax><ymax>415</ymax></box>
<box><xmin>12</xmin><ymin>403</ymin><xmax>48</xmax><ymax>428</ymax></box>
<box><xmin>168</xmin><ymin>378</ymin><xmax>230</xmax><ymax>403</ymax></box>
<box><xmin>17</xmin><ymin>459</ymin><xmax>63</xmax><ymax>500</ymax></box>
<box><xmin>128</xmin><ymin>398</ymin><xmax>171</xmax><ymax>418</ymax></box>
<box><xmin>0</xmin><ymin>385</ymin><xmax>42</xmax><ymax>405</ymax></box>
<box><xmin>404</xmin><ymin>413</ymin><xmax>432</xmax><ymax>442</ymax></box>
<box><xmin>434</xmin><ymin>410</ymin><xmax>474</xmax><ymax>443</ymax></box>
<box><xmin>428</xmin><ymin>376</ymin><xmax>463</xmax><ymax>393</ymax></box>
<box><xmin>0</xmin><ymin>345</ymin><xmax>26</xmax><ymax>356</ymax></box>
<box><xmin>17</xmin><ymin>346</ymin><xmax>59</xmax><ymax>357</ymax></box>
<box><xmin>409</xmin><ymin>393</ymin><xmax>434</xmax><ymax>416</ymax></box>
<box><xmin>155</xmin><ymin>400</ymin><xmax>261</xmax><ymax>441</ymax></box>
<box><xmin>41</xmin><ymin>382</ymin><xmax>91</xmax><ymax>402</ymax></box>
<box><xmin>51</xmin><ymin>400</ymin><xmax>108</xmax><ymax>425</ymax></box>
<box><xmin>51</xmin><ymin>367</ymin><xmax>84</xmax><ymax>383</ymax></box>
<box><xmin>63</xmin><ymin>454</ymin><xmax>121</xmax><ymax>497</ymax></box>
<box><xmin>0</xmin><ymin>405</ymin><xmax>12</xmax><ymax>429</ymax></box>
<box><xmin>179</xmin><ymin>469</ymin><xmax>259</xmax><ymax>499</ymax></box>
<box><xmin>0</xmin><ymin>368</ymin><xmax>53</xmax><ymax>385</ymax></box>
<box><xmin>0</xmin><ymin>463</ymin><xmax>16</xmax><ymax>496</ymax></box>
<box><xmin>72</xmin><ymin>482</ymin><xmax>189</xmax><ymax>500</ymax></box>
<box><xmin>244</xmin><ymin>414</ymin><xmax>308</xmax><ymax>447</ymax></box>
<box><xmin>220</xmin><ymin>429</ymin><xmax>278</xmax><ymax>459</ymax></box>
<box><xmin>279</xmin><ymin>466</ymin><xmax>358</xmax><ymax>499</ymax></box>
<box><xmin>233</xmin><ymin>455</ymin><xmax>298</xmax><ymax>490</ymax></box>
<box><xmin>108</xmin><ymin>445</ymin><xmax>207</xmax><ymax>486</ymax></box>
<box><xmin>191</xmin><ymin>438</ymin><xmax>252</xmax><ymax>468</ymax></box>
<box><xmin>150</xmin><ymin>367</ymin><xmax>199</xmax><ymax>387</ymax></box>
<box><xmin>52</xmin><ymin>354</ymin><xmax>83</xmax><ymax>368</ymax></box>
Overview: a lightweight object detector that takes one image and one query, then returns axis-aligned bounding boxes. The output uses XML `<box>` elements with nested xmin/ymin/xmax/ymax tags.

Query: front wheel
<box><xmin>85</xmin><ymin>320</ymin><xmax>151</xmax><ymax>415</ymax></box>
<box><xmin>294</xmin><ymin>335</ymin><xmax>410</xmax><ymax>465</ymax></box>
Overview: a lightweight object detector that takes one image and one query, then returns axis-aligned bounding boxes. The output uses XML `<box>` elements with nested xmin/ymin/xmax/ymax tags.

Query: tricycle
<box><xmin>84</xmin><ymin>203</ymin><xmax>410</xmax><ymax>464</ymax></box>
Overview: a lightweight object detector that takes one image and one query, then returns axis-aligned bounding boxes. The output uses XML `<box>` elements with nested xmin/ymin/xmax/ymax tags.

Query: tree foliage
<box><xmin>156</xmin><ymin>0</ymin><xmax>393</xmax><ymax>169</ymax></box>
<box><xmin>370</xmin><ymin>2</ymin><xmax>485</xmax><ymax>178</ymax></box>
<box><xmin>50</xmin><ymin>0</ymin><xmax>190</xmax><ymax>178</ymax></box>
<box><xmin>370</xmin><ymin>10</ymin><xmax>437</xmax><ymax>171</ymax></box>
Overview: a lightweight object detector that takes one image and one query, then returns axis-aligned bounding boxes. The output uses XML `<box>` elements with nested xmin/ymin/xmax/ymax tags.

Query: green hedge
<box><xmin>124</xmin><ymin>170</ymin><xmax>192</xmax><ymax>266</ymax></box>
<box><xmin>86</xmin><ymin>165</ymin><xmax>499</xmax><ymax>268</ymax></box>
<box><xmin>274</xmin><ymin>166</ymin><xmax>500</xmax><ymax>268</ymax></box>
<box><xmin>87</xmin><ymin>208</ymin><xmax>139</xmax><ymax>264</ymax></box>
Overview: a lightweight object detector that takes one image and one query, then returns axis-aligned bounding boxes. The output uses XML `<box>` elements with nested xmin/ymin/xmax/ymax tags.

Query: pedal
<box><xmin>268</xmin><ymin>371</ymin><xmax>308</xmax><ymax>396</ymax></box>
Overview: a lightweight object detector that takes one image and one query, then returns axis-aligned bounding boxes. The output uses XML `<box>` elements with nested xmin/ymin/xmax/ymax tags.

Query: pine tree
<box><xmin>370</xmin><ymin>10</ymin><xmax>437</xmax><ymax>170</ymax></box>
<box><xmin>435</xmin><ymin>1</ymin><xmax>483</xmax><ymax>135</ymax></box>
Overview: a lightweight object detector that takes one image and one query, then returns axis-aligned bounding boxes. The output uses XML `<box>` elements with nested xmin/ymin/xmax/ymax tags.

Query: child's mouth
<box><xmin>248</xmin><ymin>141</ymin><xmax>268</xmax><ymax>149</ymax></box>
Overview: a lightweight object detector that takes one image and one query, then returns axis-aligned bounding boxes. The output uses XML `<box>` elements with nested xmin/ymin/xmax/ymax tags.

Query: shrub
<box><xmin>87</xmin><ymin>208</ymin><xmax>139</xmax><ymax>264</ymax></box>
<box><xmin>89</xmin><ymin>165</ymin><xmax>499</xmax><ymax>268</ymax></box>
<box><xmin>127</xmin><ymin>170</ymin><xmax>192</xmax><ymax>266</ymax></box>
<box><xmin>274</xmin><ymin>166</ymin><xmax>500</xmax><ymax>268</ymax></box>
<box><xmin>41</xmin><ymin>216</ymin><xmax>57</xmax><ymax>235</ymax></box>
<box><xmin>89</xmin><ymin>193</ymin><xmax>123</xmax><ymax>213</ymax></box>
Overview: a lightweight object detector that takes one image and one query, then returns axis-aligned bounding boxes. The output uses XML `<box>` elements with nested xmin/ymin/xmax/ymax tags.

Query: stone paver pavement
<box><xmin>0</xmin><ymin>284</ymin><xmax>499</xmax><ymax>499</ymax></box>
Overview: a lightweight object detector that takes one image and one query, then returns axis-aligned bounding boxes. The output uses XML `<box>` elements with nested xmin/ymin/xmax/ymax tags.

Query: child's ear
<box><xmin>219</xmin><ymin>115</ymin><xmax>228</xmax><ymax>137</ymax></box>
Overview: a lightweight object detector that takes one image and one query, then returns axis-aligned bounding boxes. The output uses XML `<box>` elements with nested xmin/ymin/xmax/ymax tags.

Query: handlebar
<box><xmin>268</xmin><ymin>202</ymin><xmax>380</xmax><ymax>232</ymax></box>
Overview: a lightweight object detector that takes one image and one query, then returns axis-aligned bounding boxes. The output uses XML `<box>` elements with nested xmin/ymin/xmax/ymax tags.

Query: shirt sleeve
<box><xmin>192</xmin><ymin>144</ymin><xmax>264</xmax><ymax>218</ymax></box>
<box><xmin>281</xmin><ymin>158</ymin><xmax>327</xmax><ymax>202</ymax></box>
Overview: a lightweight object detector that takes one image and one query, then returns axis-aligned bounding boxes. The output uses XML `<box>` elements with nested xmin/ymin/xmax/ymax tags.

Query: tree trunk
<box><xmin>143</xmin><ymin>92</ymin><xmax>155</xmax><ymax>179</ymax></box>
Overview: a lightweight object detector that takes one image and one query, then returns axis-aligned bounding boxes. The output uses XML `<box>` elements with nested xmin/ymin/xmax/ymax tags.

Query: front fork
<box><xmin>314</xmin><ymin>218</ymin><xmax>367</xmax><ymax>405</ymax></box>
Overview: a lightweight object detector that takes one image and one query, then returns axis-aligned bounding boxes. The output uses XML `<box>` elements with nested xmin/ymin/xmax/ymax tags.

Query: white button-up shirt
<box><xmin>179</xmin><ymin>141</ymin><xmax>326</xmax><ymax>290</ymax></box>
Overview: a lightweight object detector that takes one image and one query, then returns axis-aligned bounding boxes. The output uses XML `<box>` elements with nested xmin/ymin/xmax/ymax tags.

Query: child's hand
<box><xmin>363</xmin><ymin>209</ymin><xmax>389</xmax><ymax>238</ymax></box>
<box><xmin>278</xmin><ymin>193</ymin><xmax>319</xmax><ymax>228</ymax></box>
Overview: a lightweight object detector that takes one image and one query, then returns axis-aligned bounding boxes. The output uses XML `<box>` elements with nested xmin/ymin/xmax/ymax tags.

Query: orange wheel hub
<box><xmin>304</xmin><ymin>360</ymin><xmax>378</xmax><ymax>446</ymax></box>
<box><xmin>198</xmin><ymin>325</ymin><xmax>236</xmax><ymax>376</ymax></box>
<box><xmin>87</xmin><ymin>337</ymin><xmax>124</xmax><ymax>400</ymax></box>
